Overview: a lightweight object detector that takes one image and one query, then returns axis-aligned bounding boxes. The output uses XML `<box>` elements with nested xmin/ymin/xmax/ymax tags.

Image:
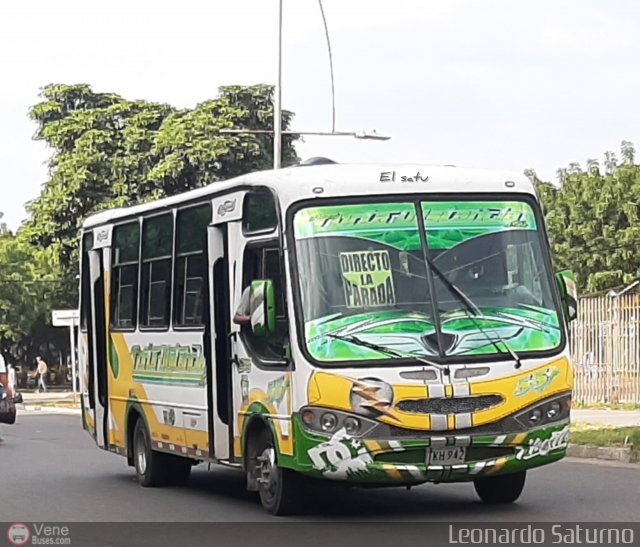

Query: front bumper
<box><xmin>291</xmin><ymin>416</ymin><xmax>570</xmax><ymax>484</ymax></box>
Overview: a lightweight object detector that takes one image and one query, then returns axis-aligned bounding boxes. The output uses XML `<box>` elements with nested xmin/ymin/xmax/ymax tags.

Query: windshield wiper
<box><xmin>325</xmin><ymin>332</ymin><xmax>451</xmax><ymax>375</ymax></box>
<box><xmin>425</xmin><ymin>260</ymin><xmax>523</xmax><ymax>369</ymax></box>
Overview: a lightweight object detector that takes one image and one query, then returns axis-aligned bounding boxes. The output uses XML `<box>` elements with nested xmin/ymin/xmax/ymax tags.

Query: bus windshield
<box><xmin>292</xmin><ymin>199</ymin><xmax>562</xmax><ymax>364</ymax></box>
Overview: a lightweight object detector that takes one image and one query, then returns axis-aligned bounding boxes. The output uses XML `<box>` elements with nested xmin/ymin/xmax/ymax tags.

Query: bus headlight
<box><xmin>320</xmin><ymin>412</ymin><xmax>338</xmax><ymax>432</ymax></box>
<box><xmin>299</xmin><ymin>407</ymin><xmax>377</xmax><ymax>438</ymax></box>
<box><xmin>514</xmin><ymin>393</ymin><xmax>571</xmax><ymax>429</ymax></box>
<box><xmin>529</xmin><ymin>409</ymin><xmax>543</xmax><ymax>424</ymax></box>
<box><xmin>343</xmin><ymin>417</ymin><xmax>360</xmax><ymax>435</ymax></box>
<box><xmin>547</xmin><ymin>401</ymin><xmax>561</xmax><ymax>419</ymax></box>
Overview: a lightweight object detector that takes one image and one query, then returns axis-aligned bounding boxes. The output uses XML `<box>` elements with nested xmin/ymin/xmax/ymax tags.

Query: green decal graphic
<box><xmin>237</xmin><ymin>358</ymin><xmax>252</xmax><ymax>373</ymax></box>
<box><xmin>293</xmin><ymin>413</ymin><xmax>569</xmax><ymax>484</ymax></box>
<box><xmin>132</xmin><ymin>343</ymin><xmax>206</xmax><ymax>385</ymax></box>
<box><xmin>515</xmin><ymin>367</ymin><xmax>560</xmax><ymax>396</ymax></box>
<box><xmin>109</xmin><ymin>336</ymin><xmax>120</xmax><ymax>378</ymax></box>
<box><xmin>294</xmin><ymin>199</ymin><xmax>560</xmax><ymax>363</ymax></box>
<box><xmin>267</xmin><ymin>375</ymin><xmax>290</xmax><ymax>405</ymax></box>
<box><xmin>340</xmin><ymin>250</ymin><xmax>395</xmax><ymax>308</ymax></box>
<box><xmin>423</xmin><ymin>201</ymin><xmax>537</xmax><ymax>250</ymax></box>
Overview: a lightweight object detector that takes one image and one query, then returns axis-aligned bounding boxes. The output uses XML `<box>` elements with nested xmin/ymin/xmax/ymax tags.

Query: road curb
<box><xmin>18</xmin><ymin>405</ymin><xmax>81</xmax><ymax>416</ymax></box>
<box><xmin>567</xmin><ymin>443</ymin><xmax>635</xmax><ymax>463</ymax></box>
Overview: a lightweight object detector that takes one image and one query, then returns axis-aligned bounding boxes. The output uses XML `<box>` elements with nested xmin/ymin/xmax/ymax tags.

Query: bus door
<box><xmin>79</xmin><ymin>232</ymin><xmax>95</xmax><ymax>439</ymax></box>
<box><xmin>224</xmin><ymin>190</ymin><xmax>290</xmax><ymax>463</ymax></box>
<box><xmin>88</xmin><ymin>245</ymin><xmax>110</xmax><ymax>449</ymax></box>
<box><xmin>208</xmin><ymin>221</ymin><xmax>232</xmax><ymax>461</ymax></box>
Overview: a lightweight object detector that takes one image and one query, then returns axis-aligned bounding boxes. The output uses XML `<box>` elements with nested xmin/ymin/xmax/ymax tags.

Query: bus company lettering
<box><xmin>131</xmin><ymin>343</ymin><xmax>206</xmax><ymax>372</ymax></box>
<box><xmin>380</xmin><ymin>171</ymin><xmax>429</xmax><ymax>183</ymax></box>
<box><xmin>340</xmin><ymin>250</ymin><xmax>396</xmax><ymax>308</ymax></box>
<box><xmin>515</xmin><ymin>425</ymin><xmax>570</xmax><ymax>460</ymax></box>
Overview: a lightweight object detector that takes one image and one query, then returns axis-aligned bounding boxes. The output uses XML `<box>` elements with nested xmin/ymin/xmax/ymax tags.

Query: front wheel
<box><xmin>251</xmin><ymin>430</ymin><xmax>305</xmax><ymax>515</ymax></box>
<box><xmin>473</xmin><ymin>471</ymin><xmax>526</xmax><ymax>504</ymax></box>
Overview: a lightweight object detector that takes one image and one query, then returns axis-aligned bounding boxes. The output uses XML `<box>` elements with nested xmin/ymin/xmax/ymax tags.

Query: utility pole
<box><xmin>273</xmin><ymin>0</ymin><xmax>283</xmax><ymax>169</ymax></box>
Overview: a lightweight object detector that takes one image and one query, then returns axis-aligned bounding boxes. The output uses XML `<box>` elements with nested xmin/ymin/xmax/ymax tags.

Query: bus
<box><xmin>78</xmin><ymin>162</ymin><xmax>578</xmax><ymax>515</ymax></box>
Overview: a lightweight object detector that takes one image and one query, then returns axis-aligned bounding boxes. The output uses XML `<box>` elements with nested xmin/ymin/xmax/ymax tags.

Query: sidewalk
<box><xmin>21</xmin><ymin>391</ymin><xmax>78</xmax><ymax>403</ymax></box>
<box><xmin>571</xmin><ymin>409</ymin><xmax>640</xmax><ymax>427</ymax></box>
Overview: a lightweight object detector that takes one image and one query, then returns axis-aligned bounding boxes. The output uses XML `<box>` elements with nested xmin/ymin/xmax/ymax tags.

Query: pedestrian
<box><xmin>35</xmin><ymin>355</ymin><xmax>48</xmax><ymax>393</ymax></box>
<box><xmin>7</xmin><ymin>364</ymin><xmax>16</xmax><ymax>395</ymax></box>
<box><xmin>0</xmin><ymin>351</ymin><xmax>15</xmax><ymax>442</ymax></box>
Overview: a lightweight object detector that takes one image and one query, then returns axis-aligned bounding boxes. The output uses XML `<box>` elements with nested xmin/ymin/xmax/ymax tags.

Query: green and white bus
<box><xmin>79</xmin><ymin>162</ymin><xmax>577</xmax><ymax>514</ymax></box>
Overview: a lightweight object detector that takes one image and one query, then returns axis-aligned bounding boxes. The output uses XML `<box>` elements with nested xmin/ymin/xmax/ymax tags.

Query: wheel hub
<box><xmin>257</xmin><ymin>447</ymin><xmax>277</xmax><ymax>499</ymax></box>
<box><xmin>136</xmin><ymin>435</ymin><xmax>147</xmax><ymax>474</ymax></box>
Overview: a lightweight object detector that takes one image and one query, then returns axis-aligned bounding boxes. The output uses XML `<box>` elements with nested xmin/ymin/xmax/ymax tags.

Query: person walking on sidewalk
<box><xmin>0</xmin><ymin>351</ymin><xmax>15</xmax><ymax>442</ymax></box>
<box><xmin>35</xmin><ymin>356</ymin><xmax>48</xmax><ymax>393</ymax></box>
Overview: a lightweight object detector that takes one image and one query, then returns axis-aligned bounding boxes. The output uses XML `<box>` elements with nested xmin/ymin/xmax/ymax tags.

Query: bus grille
<box><xmin>396</xmin><ymin>395</ymin><xmax>503</xmax><ymax>414</ymax></box>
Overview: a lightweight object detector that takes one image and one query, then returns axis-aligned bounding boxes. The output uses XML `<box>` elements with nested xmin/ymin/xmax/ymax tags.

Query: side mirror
<box><xmin>556</xmin><ymin>269</ymin><xmax>578</xmax><ymax>322</ymax></box>
<box><xmin>249</xmin><ymin>279</ymin><xmax>276</xmax><ymax>336</ymax></box>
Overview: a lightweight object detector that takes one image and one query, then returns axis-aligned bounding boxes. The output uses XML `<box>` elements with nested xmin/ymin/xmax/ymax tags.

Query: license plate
<box><xmin>427</xmin><ymin>446</ymin><xmax>466</xmax><ymax>465</ymax></box>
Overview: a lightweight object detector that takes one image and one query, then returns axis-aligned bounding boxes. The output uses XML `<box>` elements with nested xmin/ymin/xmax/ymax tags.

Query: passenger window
<box><xmin>111</xmin><ymin>222</ymin><xmax>140</xmax><ymax>329</ymax></box>
<box><xmin>243</xmin><ymin>191</ymin><xmax>278</xmax><ymax>234</ymax></box>
<box><xmin>174</xmin><ymin>204</ymin><xmax>211</xmax><ymax>327</ymax></box>
<box><xmin>140</xmin><ymin>214</ymin><xmax>173</xmax><ymax>328</ymax></box>
<box><xmin>80</xmin><ymin>232</ymin><xmax>93</xmax><ymax>332</ymax></box>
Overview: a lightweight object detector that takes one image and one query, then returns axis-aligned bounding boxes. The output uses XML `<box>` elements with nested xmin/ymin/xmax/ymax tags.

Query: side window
<box><xmin>243</xmin><ymin>191</ymin><xmax>278</xmax><ymax>234</ymax></box>
<box><xmin>240</xmin><ymin>243</ymin><xmax>287</xmax><ymax>361</ymax></box>
<box><xmin>111</xmin><ymin>222</ymin><xmax>140</xmax><ymax>330</ymax></box>
<box><xmin>80</xmin><ymin>231</ymin><xmax>93</xmax><ymax>332</ymax></box>
<box><xmin>174</xmin><ymin>204</ymin><xmax>211</xmax><ymax>327</ymax></box>
<box><xmin>140</xmin><ymin>214</ymin><xmax>173</xmax><ymax>329</ymax></box>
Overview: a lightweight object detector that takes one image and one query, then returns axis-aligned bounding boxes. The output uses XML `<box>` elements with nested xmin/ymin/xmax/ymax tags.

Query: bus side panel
<box><xmin>107</xmin><ymin>330</ymin><xmax>211</xmax><ymax>459</ymax></box>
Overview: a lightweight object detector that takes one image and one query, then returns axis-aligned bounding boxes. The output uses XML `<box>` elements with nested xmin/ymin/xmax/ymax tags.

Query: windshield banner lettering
<box><xmin>340</xmin><ymin>250</ymin><xmax>396</xmax><ymax>308</ymax></box>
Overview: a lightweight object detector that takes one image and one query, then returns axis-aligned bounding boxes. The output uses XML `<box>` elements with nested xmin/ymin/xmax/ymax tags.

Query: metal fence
<box><xmin>570</xmin><ymin>293</ymin><xmax>640</xmax><ymax>404</ymax></box>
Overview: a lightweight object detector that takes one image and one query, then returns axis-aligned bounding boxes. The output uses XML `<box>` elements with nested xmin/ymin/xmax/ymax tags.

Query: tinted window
<box><xmin>174</xmin><ymin>204</ymin><xmax>211</xmax><ymax>327</ymax></box>
<box><xmin>140</xmin><ymin>214</ymin><xmax>173</xmax><ymax>328</ymax></box>
<box><xmin>243</xmin><ymin>191</ymin><xmax>278</xmax><ymax>233</ymax></box>
<box><xmin>111</xmin><ymin>222</ymin><xmax>140</xmax><ymax>329</ymax></box>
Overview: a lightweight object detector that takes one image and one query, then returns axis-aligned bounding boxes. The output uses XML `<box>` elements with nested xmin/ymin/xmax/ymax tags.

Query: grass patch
<box><xmin>570</xmin><ymin>426</ymin><xmax>640</xmax><ymax>460</ymax></box>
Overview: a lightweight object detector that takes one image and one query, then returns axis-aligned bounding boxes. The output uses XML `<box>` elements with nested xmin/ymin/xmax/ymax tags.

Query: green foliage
<box><xmin>534</xmin><ymin>141</ymin><xmax>640</xmax><ymax>294</ymax></box>
<box><xmin>1</xmin><ymin>83</ymin><xmax>299</xmax><ymax>360</ymax></box>
<box><xmin>0</xmin><ymin>216</ymin><xmax>65</xmax><ymax>359</ymax></box>
<box><xmin>24</xmin><ymin>83</ymin><xmax>299</xmax><ymax>282</ymax></box>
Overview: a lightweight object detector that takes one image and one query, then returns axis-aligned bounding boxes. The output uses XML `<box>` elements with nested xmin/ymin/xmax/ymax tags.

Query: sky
<box><xmin>1</xmin><ymin>0</ymin><xmax>640</xmax><ymax>231</ymax></box>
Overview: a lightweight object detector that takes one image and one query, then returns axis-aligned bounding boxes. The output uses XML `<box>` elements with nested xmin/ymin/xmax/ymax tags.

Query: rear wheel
<box><xmin>133</xmin><ymin>419</ymin><xmax>170</xmax><ymax>487</ymax></box>
<box><xmin>250</xmin><ymin>429</ymin><xmax>305</xmax><ymax>515</ymax></box>
<box><xmin>473</xmin><ymin>471</ymin><xmax>526</xmax><ymax>504</ymax></box>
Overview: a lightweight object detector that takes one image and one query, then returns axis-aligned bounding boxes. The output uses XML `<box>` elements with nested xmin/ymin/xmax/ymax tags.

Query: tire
<box><xmin>250</xmin><ymin>429</ymin><xmax>305</xmax><ymax>516</ymax></box>
<box><xmin>474</xmin><ymin>471</ymin><xmax>527</xmax><ymax>504</ymax></box>
<box><xmin>133</xmin><ymin>419</ymin><xmax>170</xmax><ymax>487</ymax></box>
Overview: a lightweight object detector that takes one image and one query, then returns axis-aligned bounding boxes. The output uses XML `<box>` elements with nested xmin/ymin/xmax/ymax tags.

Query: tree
<box><xmin>24</xmin><ymin>83</ymin><xmax>299</xmax><ymax>302</ymax></box>
<box><xmin>536</xmin><ymin>141</ymin><xmax>640</xmax><ymax>293</ymax></box>
<box><xmin>0</xmin><ymin>217</ymin><xmax>65</xmax><ymax>363</ymax></box>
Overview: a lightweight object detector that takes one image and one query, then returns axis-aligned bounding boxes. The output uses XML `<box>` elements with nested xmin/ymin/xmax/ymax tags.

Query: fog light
<box><xmin>529</xmin><ymin>409</ymin><xmax>542</xmax><ymax>424</ymax></box>
<box><xmin>320</xmin><ymin>412</ymin><xmax>338</xmax><ymax>432</ymax></box>
<box><xmin>302</xmin><ymin>410</ymin><xmax>315</xmax><ymax>425</ymax></box>
<box><xmin>343</xmin><ymin>417</ymin><xmax>360</xmax><ymax>435</ymax></box>
<box><xmin>547</xmin><ymin>402</ymin><xmax>561</xmax><ymax>419</ymax></box>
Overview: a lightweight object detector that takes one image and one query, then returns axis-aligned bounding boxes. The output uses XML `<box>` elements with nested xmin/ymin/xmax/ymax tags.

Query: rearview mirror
<box><xmin>556</xmin><ymin>269</ymin><xmax>578</xmax><ymax>322</ymax></box>
<box><xmin>249</xmin><ymin>279</ymin><xmax>276</xmax><ymax>336</ymax></box>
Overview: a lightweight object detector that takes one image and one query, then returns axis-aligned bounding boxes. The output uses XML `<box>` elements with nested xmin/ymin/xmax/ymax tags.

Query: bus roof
<box><xmin>82</xmin><ymin>163</ymin><xmax>536</xmax><ymax>229</ymax></box>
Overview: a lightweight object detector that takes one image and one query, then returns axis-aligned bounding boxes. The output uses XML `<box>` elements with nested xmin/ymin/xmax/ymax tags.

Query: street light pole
<box><xmin>273</xmin><ymin>0</ymin><xmax>283</xmax><ymax>169</ymax></box>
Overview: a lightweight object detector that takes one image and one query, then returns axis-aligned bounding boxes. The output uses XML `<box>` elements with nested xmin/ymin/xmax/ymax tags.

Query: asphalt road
<box><xmin>2</xmin><ymin>415</ymin><xmax>639</xmax><ymax>523</ymax></box>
